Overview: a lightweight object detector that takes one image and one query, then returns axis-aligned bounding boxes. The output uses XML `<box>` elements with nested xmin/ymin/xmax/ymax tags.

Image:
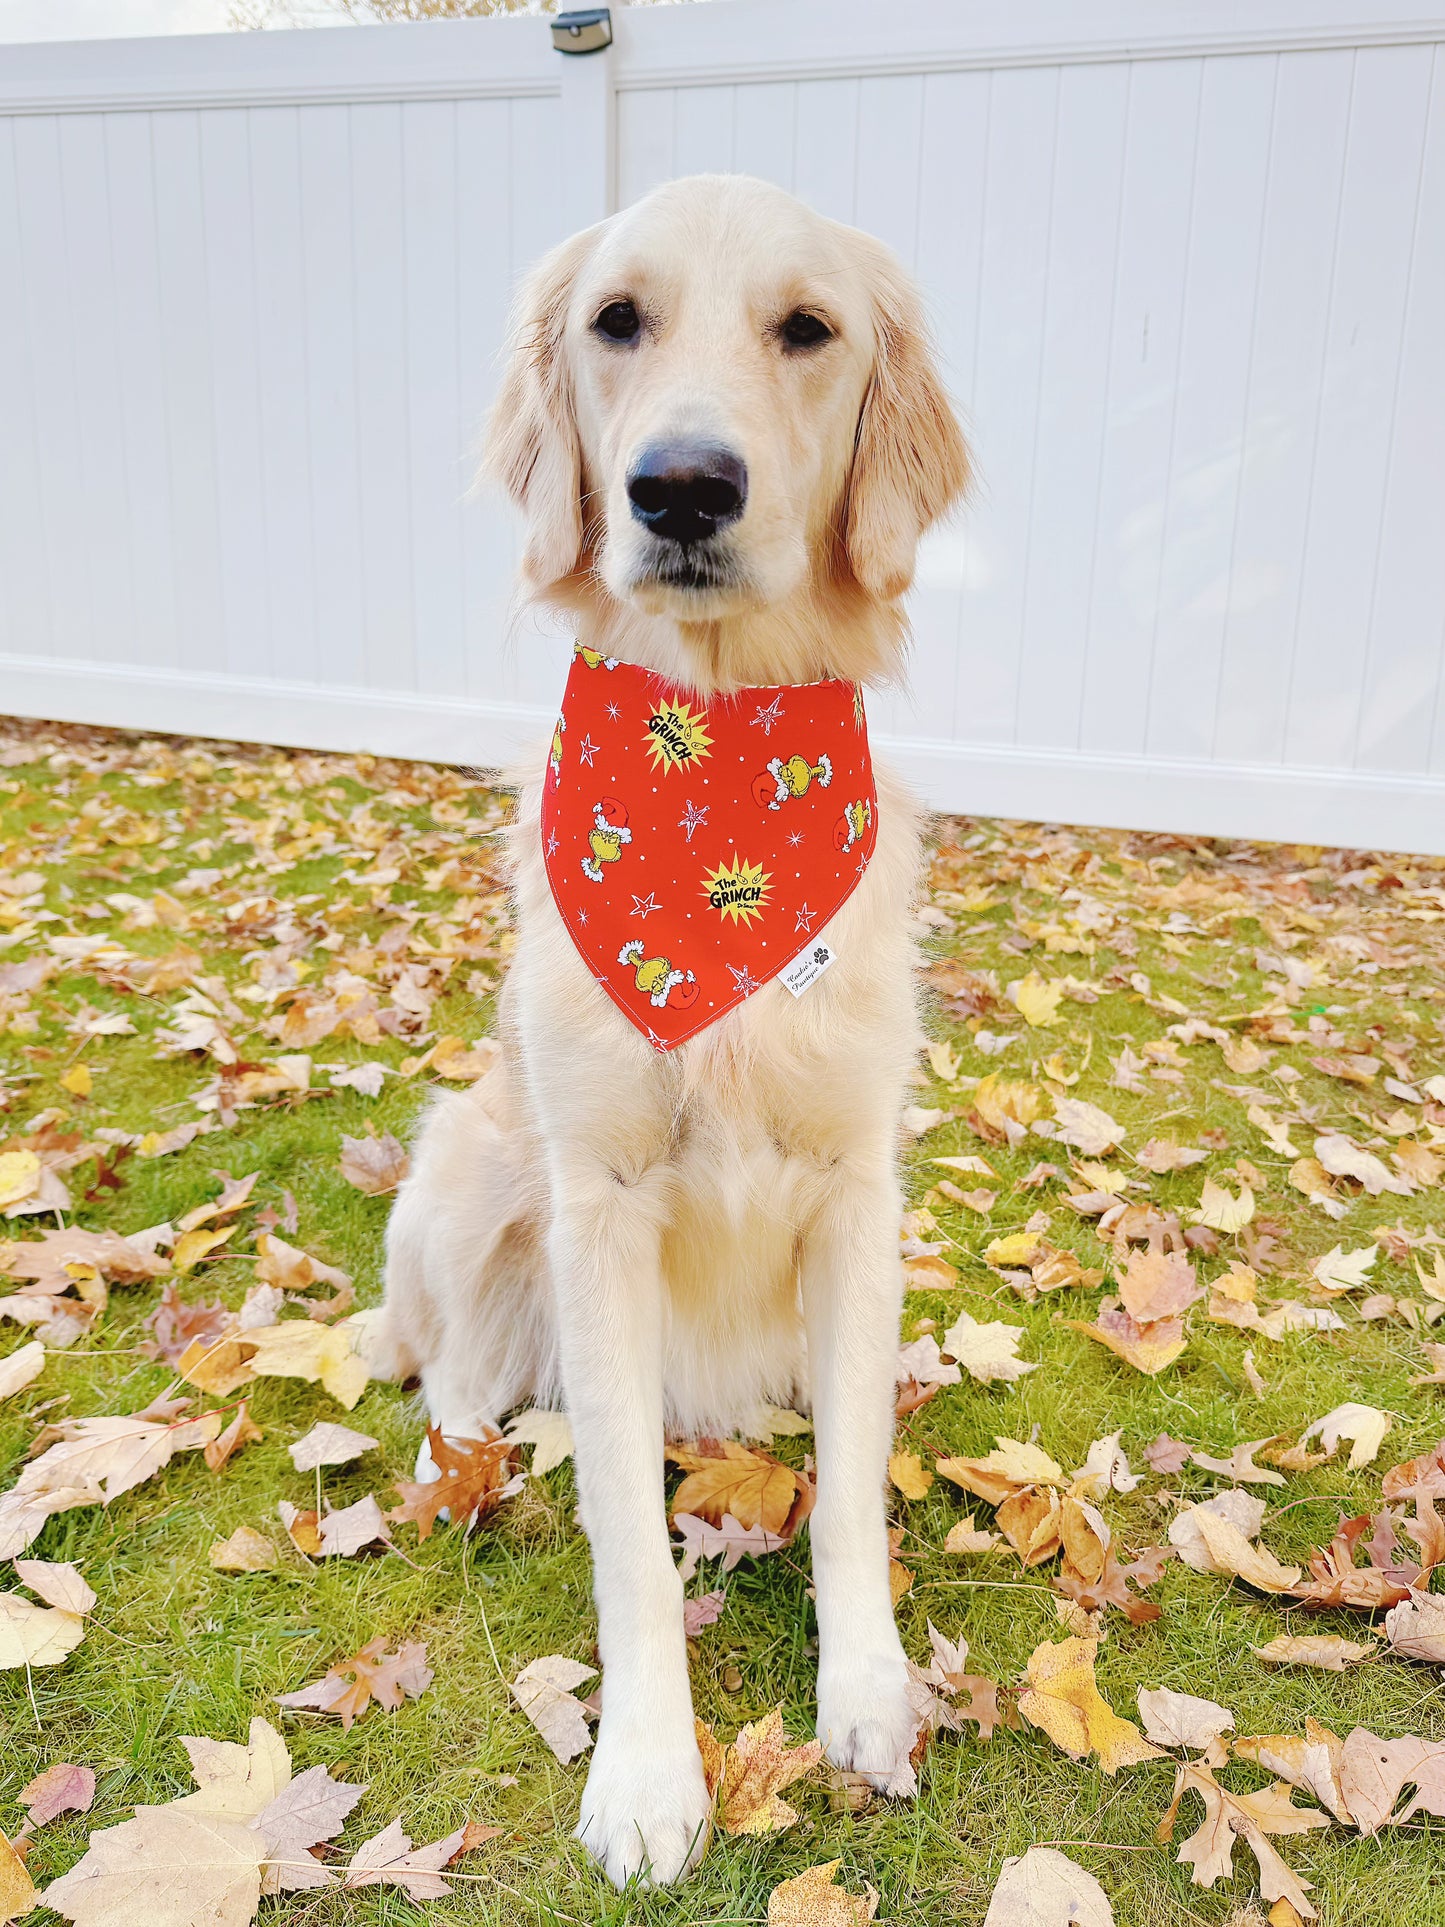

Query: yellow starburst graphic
<box><xmin>643</xmin><ymin>699</ymin><xmax>714</xmax><ymax>775</ymax></box>
<box><xmin>701</xmin><ymin>854</ymin><xmax>771</xmax><ymax>927</ymax></box>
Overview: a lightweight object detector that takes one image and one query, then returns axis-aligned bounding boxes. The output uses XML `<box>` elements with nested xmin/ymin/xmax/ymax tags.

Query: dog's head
<box><xmin>486</xmin><ymin>174</ymin><xmax>969</xmax><ymax>624</ymax></box>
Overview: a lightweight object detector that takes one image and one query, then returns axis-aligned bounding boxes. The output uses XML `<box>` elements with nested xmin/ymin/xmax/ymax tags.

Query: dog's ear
<box><xmin>844</xmin><ymin>248</ymin><xmax>971</xmax><ymax>601</ymax></box>
<box><xmin>484</xmin><ymin>227</ymin><xmax>596</xmax><ymax>595</ymax></box>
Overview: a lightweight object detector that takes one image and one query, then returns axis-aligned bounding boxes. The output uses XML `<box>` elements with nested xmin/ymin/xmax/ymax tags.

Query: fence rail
<box><xmin>3</xmin><ymin>0</ymin><xmax>1444</xmax><ymax>852</ymax></box>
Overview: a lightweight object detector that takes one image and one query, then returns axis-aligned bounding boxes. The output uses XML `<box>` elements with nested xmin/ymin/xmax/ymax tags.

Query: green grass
<box><xmin>3</xmin><ymin>718</ymin><xmax>1445</xmax><ymax>1923</ymax></box>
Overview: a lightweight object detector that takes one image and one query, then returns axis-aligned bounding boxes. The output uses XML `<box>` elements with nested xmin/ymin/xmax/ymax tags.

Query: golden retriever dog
<box><xmin>371</xmin><ymin>173</ymin><xmax>969</xmax><ymax>1887</ymax></box>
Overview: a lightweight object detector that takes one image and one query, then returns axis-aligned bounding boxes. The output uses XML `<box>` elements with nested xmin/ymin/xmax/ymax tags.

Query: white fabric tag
<box><xmin>780</xmin><ymin>941</ymin><xmax>836</xmax><ymax>997</ymax></box>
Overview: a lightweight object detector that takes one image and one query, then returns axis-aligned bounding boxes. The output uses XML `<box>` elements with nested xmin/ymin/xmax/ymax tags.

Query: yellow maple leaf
<box><xmin>1017</xmin><ymin>1636</ymin><xmax>1164</xmax><ymax>1774</ymax></box>
<box><xmin>1009</xmin><ymin>971</ymin><xmax>1065</xmax><ymax>1027</ymax></box>
<box><xmin>171</xmin><ymin>1225</ymin><xmax>237</xmax><ymax>1275</ymax></box>
<box><xmin>888</xmin><ymin>1451</ymin><xmax>933</xmax><ymax>1501</ymax></box>
<box><xmin>767</xmin><ymin>1861</ymin><xmax>878</xmax><ymax>1926</ymax></box>
<box><xmin>717</xmin><ymin>1708</ymin><xmax>823</xmax><ymax>1836</ymax></box>
<box><xmin>245</xmin><ymin>1318</ymin><xmax>371</xmax><ymax>1409</ymax></box>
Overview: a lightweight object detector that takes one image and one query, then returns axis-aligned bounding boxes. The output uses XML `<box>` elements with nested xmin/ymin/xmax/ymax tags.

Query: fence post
<box><xmin>555</xmin><ymin>12</ymin><xmax>617</xmax><ymax>231</ymax></box>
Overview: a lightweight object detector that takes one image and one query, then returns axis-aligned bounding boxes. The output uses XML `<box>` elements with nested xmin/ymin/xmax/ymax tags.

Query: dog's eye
<box><xmin>593</xmin><ymin>300</ymin><xmax>641</xmax><ymax>343</ymax></box>
<box><xmin>781</xmin><ymin>309</ymin><xmax>833</xmax><ymax>350</ymax></box>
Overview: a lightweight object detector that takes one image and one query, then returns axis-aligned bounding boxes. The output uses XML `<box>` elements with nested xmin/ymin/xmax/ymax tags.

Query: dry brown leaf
<box><xmin>1016</xmin><ymin>1637</ymin><xmax>1163</xmax><ymax>1774</ymax></box>
<box><xmin>935</xmin><ymin>1438</ymin><xmax>1066</xmax><ymax>1507</ymax></box>
<box><xmin>668</xmin><ymin>1440</ymin><xmax>813</xmax><ymax>1538</ymax></box>
<box><xmin>998</xmin><ymin>1488</ymin><xmax>1063</xmax><ymax>1567</ymax></box>
<box><xmin>718</xmin><ymin>1708</ymin><xmax>824</xmax><ymax>1834</ymax></box>
<box><xmin>510</xmin><ymin>1654</ymin><xmax>597</xmax><ymax>1764</ymax></box>
<box><xmin>944</xmin><ymin>1513</ymin><xmax>1000</xmax><ymax>1555</ymax></box>
<box><xmin>277</xmin><ymin>1637</ymin><xmax>433</xmax><ymax>1731</ymax></box>
<box><xmin>982</xmin><ymin>1847</ymin><xmax>1114</xmax><ymax>1926</ymax></box>
<box><xmin>1233</xmin><ymin>1720</ymin><xmax>1353</xmax><ymax>1824</ymax></box>
<box><xmin>1181</xmin><ymin>1505</ymin><xmax>1301</xmax><ymax>1594</ymax></box>
<box><xmin>1253</xmin><ymin>1634</ymin><xmax>1378</xmax><ymax>1671</ymax></box>
<box><xmin>204</xmin><ymin>1402</ymin><xmax>262</xmax><ymax>1475</ymax></box>
<box><xmin>1190</xmin><ymin>1439</ymin><xmax>1287</xmax><ymax>1488</ymax></box>
<box><xmin>0</xmin><ymin>1827</ymin><xmax>35</xmax><ymax>1925</ymax></box>
<box><xmin>1384</xmin><ymin>1587</ymin><xmax>1445</xmax><ymax>1663</ymax></box>
<box><xmin>287</xmin><ymin>1421</ymin><xmax>379</xmax><ymax>1473</ymax></box>
<box><xmin>0</xmin><ymin>1339</ymin><xmax>45</xmax><ymax>1401</ymax></box>
<box><xmin>1137</xmin><ymin>1688</ymin><xmax>1235</xmax><ymax>1753</ymax></box>
<box><xmin>389</xmin><ymin>1427</ymin><xmax>517</xmax><ymax>1540</ymax></box>
<box><xmin>21</xmin><ymin>1763</ymin><xmax>96</xmax><ymax>1828</ymax></box>
<box><xmin>1159</xmin><ymin>1761</ymin><xmax>1326</xmax><ymax>1918</ymax></box>
<box><xmin>338</xmin><ymin>1130</ymin><xmax>410</xmax><ymax>1196</ymax></box>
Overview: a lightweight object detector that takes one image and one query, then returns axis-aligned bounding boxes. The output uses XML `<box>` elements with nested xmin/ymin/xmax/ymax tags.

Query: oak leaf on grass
<box><xmin>389</xmin><ymin>1426</ymin><xmax>518</xmax><ymax>1539</ymax></box>
<box><xmin>277</xmin><ymin>1638</ymin><xmax>433</xmax><ymax>1730</ymax></box>
<box><xmin>1158</xmin><ymin>1761</ymin><xmax>1327</xmax><ymax>1919</ymax></box>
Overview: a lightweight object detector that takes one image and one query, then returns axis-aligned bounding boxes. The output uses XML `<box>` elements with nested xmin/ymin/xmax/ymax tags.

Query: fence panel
<box><xmin>2</xmin><ymin>0</ymin><xmax>1444</xmax><ymax>850</ymax></box>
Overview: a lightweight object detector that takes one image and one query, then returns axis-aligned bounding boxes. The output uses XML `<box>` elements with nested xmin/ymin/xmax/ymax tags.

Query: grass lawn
<box><xmin>2</xmin><ymin>714</ymin><xmax>1445</xmax><ymax>1925</ymax></box>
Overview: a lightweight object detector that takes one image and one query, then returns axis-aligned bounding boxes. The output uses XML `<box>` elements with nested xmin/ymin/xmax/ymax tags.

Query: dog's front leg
<box><xmin>550</xmin><ymin>1166</ymin><xmax>710</xmax><ymax>1888</ymax></box>
<box><xmin>801</xmin><ymin>1161</ymin><xmax>920</xmax><ymax>1793</ymax></box>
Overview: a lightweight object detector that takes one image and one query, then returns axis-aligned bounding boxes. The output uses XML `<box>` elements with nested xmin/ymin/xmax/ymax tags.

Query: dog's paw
<box><xmin>816</xmin><ymin>1645</ymin><xmax>924</xmax><ymax>1797</ymax></box>
<box><xmin>576</xmin><ymin>1728</ymin><xmax>712</xmax><ymax>1888</ymax></box>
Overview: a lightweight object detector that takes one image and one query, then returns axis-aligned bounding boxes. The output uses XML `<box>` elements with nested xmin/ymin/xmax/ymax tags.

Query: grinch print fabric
<box><xmin>541</xmin><ymin>643</ymin><xmax>879</xmax><ymax>1050</ymax></box>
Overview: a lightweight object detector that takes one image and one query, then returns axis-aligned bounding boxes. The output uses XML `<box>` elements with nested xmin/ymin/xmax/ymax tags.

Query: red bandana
<box><xmin>541</xmin><ymin>644</ymin><xmax>879</xmax><ymax>1049</ymax></box>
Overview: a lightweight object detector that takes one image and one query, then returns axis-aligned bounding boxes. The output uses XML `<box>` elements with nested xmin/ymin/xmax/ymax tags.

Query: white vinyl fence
<box><xmin>2</xmin><ymin>0</ymin><xmax>1445</xmax><ymax>852</ymax></box>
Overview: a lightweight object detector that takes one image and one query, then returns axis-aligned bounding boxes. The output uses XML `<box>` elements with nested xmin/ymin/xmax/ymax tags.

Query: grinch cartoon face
<box><xmin>618</xmin><ymin>938</ymin><xmax>699</xmax><ymax>1009</ymax></box>
<box><xmin>751</xmin><ymin>750</ymin><xmax>833</xmax><ymax>811</ymax></box>
<box><xmin>548</xmin><ymin>716</ymin><xmax>565</xmax><ymax>785</ymax></box>
<box><xmin>581</xmin><ymin>797</ymin><xmax>632</xmax><ymax>882</ymax></box>
<box><xmin>573</xmin><ymin>643</ymin><xmax>620</xmax><ymax>671</ymax></box>
<box><xmin>834</xmin><ymin>797</ymin><xmax>872</xmax><ymax>853</ymax></box>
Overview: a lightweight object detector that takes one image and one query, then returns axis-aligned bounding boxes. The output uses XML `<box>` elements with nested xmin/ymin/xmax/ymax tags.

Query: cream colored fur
<box><xmin>371</xmin><ymin>174</ymin><xmax>970</xmax><ymax>1889</ymax></box>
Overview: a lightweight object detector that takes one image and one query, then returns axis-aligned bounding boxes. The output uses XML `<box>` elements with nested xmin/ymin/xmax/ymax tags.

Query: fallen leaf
<box><xmin>244</xmin><ymin>1316</ymin><xmax>370</xmax><ymax>1409</ymax></box>
<box><xmin>1233</xmin><ymin>1719</ymin><xmax>1353</xmax><ymax>1823</ymax></box>
<box><xmin>767</xmin><ymin>1860</ymin><xmax>879</xmax><ymax>1927</ymax></box>
<box><xmin>389</xmin><ymin>1427</ymin><xmax>517</xmax><ymax>1540</ymax></box>
<box><xmin>673</xmin><ymin>1510</ymin><xmax>788</xmax><ymax>1578</ymax></box>
<box><xmin>209</xmin><ymin>1527</ymin><xmax>278</xmax><ymax>1573</ymax></box>
<box><xmin>1192</xmin><ymin>1178</ymin><xmax>1256</xmax><ymax>1234</ymax></box>
<box><xmin>1</xmin><ymin>1827</ymin><xmax>36</xmax><ymax>1925</ymax></box>
<box><xmin>287</xmin><ymin>1421</ymin><xmax>379</xmax><ymax>1473</ymax></box>
<box><xmin>668</xmin><ymin>1440</ymin><xmax>813</xmax><ymax>1537</ymax></box>
<box><xmin>503</xmin><ymin>1408</ymin><xmax>574</xmax><ymax>1475</ymax></box>
<box><xmin>935</xmin><ymin>1438</ymin><xmax>1066</xmax><ymax>1507</ymax></box>
<box><xmin>1010</xmin><ymin>971</ymin><xmax>1064</xmax><ymax>1027</ymax></box>
<box><xmin>1253</xmin><ymin>1634</ymin><xmax>1379</xmax><ymax>1671</ymax></box>
<box><xmin>1072</xmin><ymin>1431</ymin><xmax>1140</xmax><ymax>1496</ymax></box>
<box><xmin>253</xmin><ymin>1764</ymin><xmax>364</xmax><ymax>1895</ymax></box>
<box><xmin>1169</xmin><ymin>1502</ymin><xmax>1300</xmax><ymax>1592</ymax></box>
<box><xmin>44</xmin><ymin>1804</ymin><xmax>265</xmax><ymax>1927</ymax></box>
<box><xmin>0</xmin><ymin>1340</ymin><xmax>45</xmax><ymax>1401</ymax></box>
<box><xmin>718</xmin><ymin>1708</ymin><xmax>825</xmax><ymax>1832</ymax></box>
<box><xmin>1310</xmin><ymin>1245</ymin><xmax>1377</xmax><ymax>1296</ymax></box>
<box><xmin>278</xmin><ymin>1638</ymin><xmax>433</xmax><ymax>1731</ymax></box>
<box><xmin>338</xmin><ymin>1131</ymin><xmax>410</xmax><ymax>1196</ymax></box>
<box><xmin>510</xmin><ymin>1654</ymin><xmax>597</xmax><ymax>1764</ymax></box>
<box><xmin>341</xmin><ymin>1818</ymin><xmax>468</xmax><ymax>1899</ymax></box>
<box><xmin>1338</xmin><ymin>1726</ymin><xmax>1444</xmax><ymax>1833</ymax></box>
<box><xmin>902</xmin><ymin>1253</ymin><xmax>959</xmax><ymax>1290</ymax></box>
<box><xmin>941</xmin><ymin>1311</ymin><xmax>1036</xmax><ymax>1385</ymax></box>
<box><xmin>14</xmin><ymin>1559</ymin><xmax>95</xmax><ymax>1614</ymax></box>
<box><xmin>21</xmin><ymin>1763</ymin><xmax>96</xmax><ymax>1827</ymax></box>
<box><xmin>1300</xmin><ymin>1401</ymin><xmax>1392</xmax><ymax>1469</ymax></box>
<box><xmin>1137</xmin><ymin>1688</ymin><xmax>1235</xmax><ymax>1753</ymax></box>
<box><xmin>1159</xmin><ymin>1760</ymin><xmax>1326</xmax><ymax>1918</ymax></box>
<box><xmin>683</xmin><ymin>1589</ymin><xmax>727</xmax><ymax>1637</ymax></box>
<box><xmin>0</xmin><ymin>1592</ymin><xmax>87</xmax><ymax>1669</ymax></box>
<box><xmin>1190</xmin><ymin>1439</ymin><xmax>1287</xmax><ymax>1488</ymax></box>
<box><xmin>1384</xmin><ymin>1587</ymin><xmax>1445</xmax><ymax>1664</ymax></box>
<box><xmin>982</xmin><ymin>1846</ymin><xmax>1114</xmax><ymax>1926</ymax></box>
<box><xmin>888</xmin><ymin>1451</ymin><xmax>934</xmax><ymax>1501</ymax></box>
<box><xmin>1053</xmin><ymin>1098</ymin><xmax>1125</xmax><ymax>1156</ymax></box>
<box><xmin>204</xmin><ymin>1402</ymin><xmax>262</xmax><ymax>1475</ymax></box>
<box><xmin>1016</xmin><ymin>1637</ymin><xmax>1163</xmax><ymax>1774</ymax></box>
<box><xmin>944</xmin><ymin>1513</ymin><xmax>1000</xmax><ymax>1555</ymax></box>
<box><xmin>1144</xmin><ymin>1433</ymin><xmax>1192</xmax><ymax>1475</ymax></box>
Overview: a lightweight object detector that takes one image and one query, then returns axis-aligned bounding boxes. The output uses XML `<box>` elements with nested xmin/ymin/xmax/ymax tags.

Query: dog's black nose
<box><xmin>626</xmin><ymin>442</ymin><xmax>747</xmax><ymax>548</ymax></box>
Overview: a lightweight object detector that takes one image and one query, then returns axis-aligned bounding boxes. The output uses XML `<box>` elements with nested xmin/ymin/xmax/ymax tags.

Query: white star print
<box><xmin>578</xmin><ymin>908</ymin><xmax>589</xmax><ymax>925</ymax></box>
<box><xmin>678</xmin><ymin>800</ymin><xmax>710</xmax><ymax>843</ymax></box>
<box><xmin>727</xmin><ymin>963</ymin><xmax>761</xmax><ymax>996</ymax></box>
<box><xmin>578</xmin><ymin>734</ymin><xmax>599</xmax><ymax>767</ymax></box>
<box><xmin>785</xmin><ymin>829</ymin><xmax>805</xmax><ymax>848</ymax></box>
<box><xmin>604</xmin><ymin>702</ymin><xmax>622</xmax><ymax>721</ymax></box>
<box><xmin>546</xmin><ymin>830</ymin><xmax>558</xmax><ymax>856</ymax></box>
<box><xmin>751</xmin><ymin>695</ymin><xmax>785</xmax><ymax>736</ymax></box>
<box><xmin>795</xmin><ymin>903</ymin><xmax>816</xmax><ymax>934</ymax></box>
<box><xmin>631</xmin><ymin>892</ymin><xmax>661</xmax><ymax>919</ymax></box>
